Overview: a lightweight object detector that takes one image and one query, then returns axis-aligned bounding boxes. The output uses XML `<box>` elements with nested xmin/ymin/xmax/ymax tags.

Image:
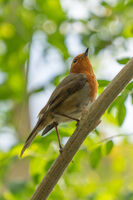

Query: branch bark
<box><xmin>31</xmin><ymin>58</ymin><xmax>133</xmax><ymax>200</ymax></box>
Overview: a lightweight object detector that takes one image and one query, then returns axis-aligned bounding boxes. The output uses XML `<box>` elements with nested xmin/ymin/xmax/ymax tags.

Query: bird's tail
<box><xmin>20</xmin><ymin>119</ymin><xmax>43</xmax><ymax>158</ymax></box>
<box><xmin>42</xmin><ymin>123</ymin><xmax>55</xmax><ymax>136</ymax></box>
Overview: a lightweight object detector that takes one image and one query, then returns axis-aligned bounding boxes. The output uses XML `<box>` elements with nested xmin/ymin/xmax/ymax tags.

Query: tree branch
<box><xmin>31</xmin><ymin>58</ymin><xmax>133</xmax><ymax>200</ymax></box>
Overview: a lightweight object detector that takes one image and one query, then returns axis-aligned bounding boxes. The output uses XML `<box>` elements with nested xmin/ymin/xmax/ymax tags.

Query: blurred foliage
<box><xmin>0</xmin><ymin>0</ymin><xmax>133</xmax><ymax>199</ymax></box>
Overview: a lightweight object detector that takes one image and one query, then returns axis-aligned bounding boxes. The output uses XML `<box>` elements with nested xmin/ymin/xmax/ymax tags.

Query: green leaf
<box><xmin>126</xmin><ymin>81</ymin><xmax>133</xmax><ymax>91</ymax></box>
<box><xmin>98</xmin><ymin>80</ymin><xmax>110</xmax><ymax>87</ymax></box>
<box><xmin>117</xmin><ymin>58</ymin><xmax>130</xmax><ymax>64</ymax></box>
<box><xmin>94</xmin><ymin>128</ymin><xmax>100</xmax><ymax>136</ymax></box>
<box><xmin>90</xmin><ymin>146</ymin><xmax>102</xmax><ymax>168</ymax></box>
<box><xmin>28</xmin><ymin>86</ymin><xmax>45</xmax><ymax>96</ymax></box>
<box><xmin>105</xmin><ymin>140</ymin><xmax>114</xmax><ymax>155</ymax></box>
<box><xmin>131</xmin><ymin>94</ymin><xmax>133</xmax><ymax>104</ymax></box>
<box><xmin>30</xmin><ymin>158</ymin><xmax>46</xmax><ymax>176</ymax></box>
<box><xmin>108</xmin><ymin>96</ymin><xmax>121</xmax><ymax>113</ymax></box>
<box><xmin>101</xmin><ymin>1</ymin><xmax>110</xmax><ymax>7</ymax></box>
<box><xmin>117</xmin><ymin>103</ymin><xmax>126</xmax><ymax>126</ymax></box>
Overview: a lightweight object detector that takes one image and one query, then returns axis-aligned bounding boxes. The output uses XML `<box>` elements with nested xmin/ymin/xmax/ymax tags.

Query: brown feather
<box><xmin>42</xmin><ymin>123</ymin><xmax>55</xmax><ymax>136</ymax></box>
<box><xmin>20</xmin><ymin>117</ymin><xmax>46</xmax><ymax>157</ymax></box>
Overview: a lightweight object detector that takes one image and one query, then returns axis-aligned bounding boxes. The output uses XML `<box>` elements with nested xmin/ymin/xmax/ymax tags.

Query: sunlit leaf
<box><xmin>90</xmin><ymin>146</ymin><xmax>102</xmax><ymax>168</ymax></box>
<box><xmin>126</xmin><ymin>81</ymin><xmax>133</xmax><ymax>91</ymax></box>
<box><xmin>117</xmin><ymin>103</ymin><xmax>126</xmax><ymax>126</ymax></box>
<box><xmin>98</xmin><ymin>80</ymin><xmax>110</xmax><ymax>87</ymax></box>
<box><xmin>30</xmin><ymin>157</ymin><xmax>46</xmax><ymax>176</ymax></box>
<box><xmin>117</xmin><ymin>57</ymin><xmax>130</xmax><ymax>64</ymax></box>
<box><xmin>105</xmin><ymin>140</ymin><xmax>114</xmax><ymax>155</ymax></box>
<box><xmin>28</xmin><ymin>86</ymin><xmax>45</xmax><ymax>96</ymax></box>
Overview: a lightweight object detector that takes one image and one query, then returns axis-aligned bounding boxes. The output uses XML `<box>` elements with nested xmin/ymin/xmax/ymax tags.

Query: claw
<box><xmin>59</xmin><ymin>147</ymin><xmax>63</xmax><ymax>154</ymax></box>
<box><xmin>76</xmin><ymin>120</ymin><xmax>80</xmax><ymax>127</ymax></box>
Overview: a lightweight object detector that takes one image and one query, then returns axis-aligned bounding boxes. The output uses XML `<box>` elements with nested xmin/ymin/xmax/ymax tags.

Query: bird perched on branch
<box><xmin>20</xmin><ymin>48</ymin><xmax>98</xmax><ymax>157</ymax></box>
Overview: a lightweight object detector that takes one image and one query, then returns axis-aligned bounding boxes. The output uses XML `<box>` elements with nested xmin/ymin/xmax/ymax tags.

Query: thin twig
<box><xmin>97</xmin><ymin>133</ymin><xmax>133</xmax><ymax>144</ymax></box>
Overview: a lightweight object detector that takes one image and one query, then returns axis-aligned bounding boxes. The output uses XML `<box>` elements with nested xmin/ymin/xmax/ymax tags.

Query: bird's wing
<box><xmin>20</xmin><ymin>73</ymin><xmax>88</xmax><ymax>157</ymax></box>
<box><xmin>38</xmin><ymin>73</ymin><xmax>88</xmax><ymax>117</ymax></box>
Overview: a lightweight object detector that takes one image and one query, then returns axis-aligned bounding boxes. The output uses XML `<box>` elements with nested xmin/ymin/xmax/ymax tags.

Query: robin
<box><xmin>20</xmin><ymin>48</ymin><xmax>98</xmax><ymax>157</ymax></box>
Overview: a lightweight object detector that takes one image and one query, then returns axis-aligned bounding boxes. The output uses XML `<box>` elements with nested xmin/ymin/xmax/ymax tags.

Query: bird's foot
<box><xmin>59</xmin><ymin>147</ymin><xmax>63</xmax><ymax>154</ymax></box>
<box><xmin>76</xmin><ymin>120</ymin><xmax>80</xmax><ymax>127</ymax></box>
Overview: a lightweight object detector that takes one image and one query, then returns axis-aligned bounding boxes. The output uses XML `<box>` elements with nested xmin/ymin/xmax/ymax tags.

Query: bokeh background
<box><xmin>0</xmin><ymin>0</ymin><xmax>133</xmax><ymax>199</ymax></box>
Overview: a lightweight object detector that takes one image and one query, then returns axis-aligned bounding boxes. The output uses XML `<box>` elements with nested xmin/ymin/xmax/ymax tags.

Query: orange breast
<box><xmin>70</xmin><ymin>57</ymin><xmax>98</xmax><ymax>101</ymax></box>
<box><xmin>85</xmin><ymin>72</ymin><xmax>98</xmax><ymax>101</ymax></box>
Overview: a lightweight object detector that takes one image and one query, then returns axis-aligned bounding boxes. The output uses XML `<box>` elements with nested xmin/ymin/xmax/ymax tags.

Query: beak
<box><xmin>84</xmin><ymin>48</ymin><xmax>89</xmax><ymax>56</ymax></box>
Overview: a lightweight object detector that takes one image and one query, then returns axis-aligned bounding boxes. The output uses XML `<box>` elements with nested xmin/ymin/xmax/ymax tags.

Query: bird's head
<box><xmin>70</xmin><ymin>48</ymin><xmax>92</xmax><ymax>73</ymax></box>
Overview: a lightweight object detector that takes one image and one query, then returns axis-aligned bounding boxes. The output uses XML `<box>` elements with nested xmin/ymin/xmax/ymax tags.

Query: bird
<box><xmin>20</xmin><ymin>48</ymin><xmax>98</xmax><ymax>157</ymax></box>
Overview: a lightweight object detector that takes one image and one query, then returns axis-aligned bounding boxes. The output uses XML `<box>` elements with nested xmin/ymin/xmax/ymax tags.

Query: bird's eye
<box><xmin>73</xmin><ymin>59</ymin><xmax>77</xmax><ymax>63</ymax></box>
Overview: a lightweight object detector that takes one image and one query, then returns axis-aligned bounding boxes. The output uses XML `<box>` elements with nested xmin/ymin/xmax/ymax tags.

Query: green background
<box><xmin>0</xmin><ymin>0</ymin><xmax>133</xmax><ymax>199</ymax></box>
